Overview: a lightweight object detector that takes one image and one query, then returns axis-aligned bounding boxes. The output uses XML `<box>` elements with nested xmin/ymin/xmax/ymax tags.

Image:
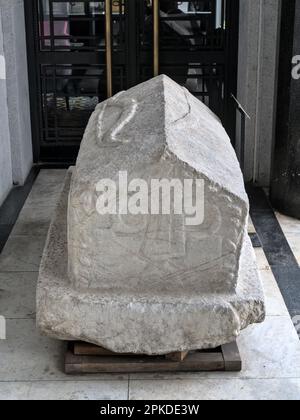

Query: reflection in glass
<box><xmin>159</xmin><ymin>0</ymin><xmax>225</xmax><ymax>49</ymax></box>
<box><xmin>38</xmin><ymin>1</ymin><xmax>124</xmax><ymax>51</ymax></box>
<box><xmin>41</xmin><ymin>65</ymin><xmax>106</xmax><ymax>144</ymax></box>
<box><xmin>141</xmin><ymin>1</ymin><xmax>225</xmax><ymax>119</ymax></box>
<box><xmin>40</xmin><ymin>63</ymin><xmax>125</xmax><ymax>144</ymax></box>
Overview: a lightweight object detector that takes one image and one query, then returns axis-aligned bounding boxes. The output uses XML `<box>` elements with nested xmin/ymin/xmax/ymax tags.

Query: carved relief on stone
<box><xmin>37</xmin><ymin>76</ymin><xmax>265</xmax><ymax>354</ymax></box>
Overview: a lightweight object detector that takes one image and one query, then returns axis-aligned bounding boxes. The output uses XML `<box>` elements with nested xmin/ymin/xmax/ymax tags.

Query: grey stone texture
<box><xmin>37</xmin><ymin>76</ymin><xmax>265</xmax><ymax>355</ymax></box>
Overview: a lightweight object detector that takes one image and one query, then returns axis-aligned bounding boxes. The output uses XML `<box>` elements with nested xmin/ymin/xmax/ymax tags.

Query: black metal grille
<box><xmin>37</xmin><ymin>0</ymin><xmax>126</xmax><ymax>52</ymax></box>
<box><xmin>25</xmin><ymin>0</ymin><xmax>239</xmax><ymax>163</ymax></box>
<box><xmin>40</xmin><ymin>64</ymin><xmax>104</xmax><ymax>144</ymax></box>
<box><xmin>140</xmin><ymin>63</ymin><xmax>225</xmax><ymax>119</ymax></box>
<box><xmin>40</xmin><ymin>63</ymin><xmax>125</xmax><ymax>145</ymax></box>
<box><xmin>141</xmin><ymin>0</ymin><xmax>226</xmax><ymax>51</ymax></box>
<box><xmin>138</xmin><ymin>0</ymin><xmax>232</xmax><ymax>125</ymax></box>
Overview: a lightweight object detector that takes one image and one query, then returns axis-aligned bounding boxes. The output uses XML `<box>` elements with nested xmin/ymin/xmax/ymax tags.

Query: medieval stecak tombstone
<box><xmin>37</xmin><ymin>75</ymin><xmax>265</xmax><ymax>373</ymax></box>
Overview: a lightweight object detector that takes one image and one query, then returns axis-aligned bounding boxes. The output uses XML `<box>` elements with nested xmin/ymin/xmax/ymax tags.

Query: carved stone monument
<box><xmin>37</xmin><ymin>75</ymin><xmax>265</xmax><ymax>355</ymax></box>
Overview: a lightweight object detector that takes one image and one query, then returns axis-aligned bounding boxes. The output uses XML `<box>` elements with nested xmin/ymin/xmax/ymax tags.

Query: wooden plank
<box><xmin>166</xmin><ymin>351</ymin><xmax>189</xmax><ymax>362</ymax></box>
<box><xmin>221</xmin><ymin>342</ymin><xmax>242</xmax><ymax>372</ymax></box>
<box><xmin>74</xmin><ymin>343</ymin><xmax>188</xmax><ymax>361</ymax></box>
<box><xmin>65</xmin><ymin>351</ymin><xmax>225</xmax><ymax>374</ymax></box>
<box><xmin>73</xmin><ymin>342</ymin><xmax>135</xmax><ymax>357</ymax></box>
<box><xmin>66</xmin><ymin>341</ymin><xmax>242</xmax><ymax>374</ymax></box>
<box><xmin>73</xmin><ymin>342</ymin><xmax>110</xmax><ymax>356</ymax></box>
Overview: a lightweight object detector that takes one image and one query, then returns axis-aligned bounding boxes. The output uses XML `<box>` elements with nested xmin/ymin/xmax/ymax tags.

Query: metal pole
<box><xmin>153</xmin><ymin>0</ymin><xmax>160</xmax><ymax>76</ymax></box>
<box><xmin>105</xmin><ymin>0</ymin><xmax>113</xmax><ymax>97</ymax></box>
<box><xmin>231</xmin><ymin>94</ymin><xmax>251</xmax><ymax>175</ymax></box>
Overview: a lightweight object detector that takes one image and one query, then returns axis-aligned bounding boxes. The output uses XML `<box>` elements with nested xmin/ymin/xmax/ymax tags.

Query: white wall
<box><xmin>237</xmin><ymin>0</ymin><xmax>282</xmax><ymax>186</ymax></box>
<box><xmin>0</xmin><ymin>0</ymin><xmax>33</xmax><ymax>205</ymax></box>
<box><xmin>0</xmin><ymin>7</ymin><xmax>12</xmax><ymax>205</ymax></box>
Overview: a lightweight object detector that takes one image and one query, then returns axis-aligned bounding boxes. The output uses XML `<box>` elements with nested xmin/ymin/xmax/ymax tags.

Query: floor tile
<box><xmin>0</xmin><ymin>319</ymin><xmax>128</xmax><ymax>382</ymax></box>
<box><xmin>276</xmin><ymin>212</ymin><xmax>300</xmax><ymax>234</ymax></box>
<box><xmin>248</xmin><ymin>217</ymin><xmax>256</xmax><ymax>234</ymax></box>
<box><xmin>276</xmin><ymin>211</ymin><xmax>300</xmax><ymax>265</ymax></box>
<box><xmin>283</xmin><ymin>233</ymin><xmax>300</xmax><ymax>266</ymax></box>
<box><xmin>0</xmin><ymin>272</ymin><xmax>38</xmax><ymax>319</ymax></box>
<box><xmin>11</xmin><ymin>206</ymin><xmax>55</xmax><ymax>237</ymax></box>
<box><xmin>25</xmin><ymin>187</ymin><xmax>62</xmax><ymax>208</ymax></box>
<box><xmin>254</xmin><ymin>248</ymin><xmax>271</xmax><ymax>271</ymax></box>
<box><xmin>260</xmin><ymin>270</ymin><xmax>289</xmax><ymax>316</ymax></box>
<box><xmin>254</xmin><ymin>214</ymin><xmax>298</xmax><ymax>267</ymax></box>
<box><xmin>25</xmin><ymin>170</ymin><xmax>67</xmax><ymax>208</ymax></box>
<box><xmin>0</xmin><ymin>319</ymin><xmax>65</xmax><ymax>381</ymax></box>
<box><xmin>129</xmin><ymin>378</ymin><xmax>300</xmax><ymax>400</ymax></box>
<box><xmin>33</xmin><ymin>170</ymin><xmax>67</xmax><ymax>186</ymax></box>
<box><xmin>271</xmin><ymin>267</ymin><xmax>300</xmax><ymax>319</ymax></box>
<box><xmin>130</xmin><ymin>316</ymin><xmax>300</xmax><ymax>380</ymax></box>
<box><xmin>0</xmin><ymin>235</ymin><xmax>46</xmax><ymax>272</ymax></box>
<box><xmin>0</xmin><ymin>382</ymin><xmax>31</xmax><ymax>400</ymax></box>
<box><xmin>0</xmin><ymin>381</ymin><xmax>128</xmax><ymax>401</ymax></box>
<box><xmin>237</xmin><ymin>316</ymin><xmax>300</xmax><ymax>379</ymax></box>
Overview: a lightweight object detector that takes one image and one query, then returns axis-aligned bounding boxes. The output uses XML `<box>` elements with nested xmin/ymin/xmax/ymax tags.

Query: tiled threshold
<box><xmin>0</xmin><ymin>170</ymin><xmax>299</xmax><ymax>400</ymax></box>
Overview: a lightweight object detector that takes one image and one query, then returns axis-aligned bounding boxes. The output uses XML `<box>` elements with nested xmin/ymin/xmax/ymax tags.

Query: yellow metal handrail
<box><xmin>153</xmin><ymin>0</ymin><xmax>160</xmax><ymax>77</ymax></box>
<box><xmin>105</xmin><ymin>0</ymin><xmax>113</xmax><ymax>97</ymax></box>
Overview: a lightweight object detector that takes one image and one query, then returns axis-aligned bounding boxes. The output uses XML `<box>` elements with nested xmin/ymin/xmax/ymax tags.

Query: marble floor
<box><xmin>0</xmin><ymin>170</ymin><xmax>300</xmax><ymax>400</ymax></box>
<box><xmin>275</xmin><ymin>212</ymin><xmax>300</xmax><ymax>266</ymax></box>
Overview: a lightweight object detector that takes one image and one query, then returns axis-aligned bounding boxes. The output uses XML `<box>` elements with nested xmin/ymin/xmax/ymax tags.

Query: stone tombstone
<box><xmin>37</xmin><ymin>75</ymin><xmax>265</xmax><ymax>355</ymax></box>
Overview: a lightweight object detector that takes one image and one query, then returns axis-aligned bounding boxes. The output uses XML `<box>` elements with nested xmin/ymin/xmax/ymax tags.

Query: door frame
<box><xmin>25</xmin><ymin>0</ymin><xmax>240</xmax><ymax>164</ymax></box>
<box><xmin>25</xmin><ymin>0</ymin><xmax>42</xmax><ymax>164</ymax></box>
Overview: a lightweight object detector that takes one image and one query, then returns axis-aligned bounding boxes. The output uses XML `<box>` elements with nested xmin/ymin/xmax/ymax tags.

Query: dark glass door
<box><xmin>26</xmin><ymin>0</ymin><xmax>127</xmax><ymax>162</ymax></box>
<box><xmin>25</xmin><ymin>0</ymin><xmax>239</xmax><ymax>163</ymax></box>
<box><xmin>139</xmin><ymin>0</ymin><xmax>239</xmax><ymax>141</ymax></box>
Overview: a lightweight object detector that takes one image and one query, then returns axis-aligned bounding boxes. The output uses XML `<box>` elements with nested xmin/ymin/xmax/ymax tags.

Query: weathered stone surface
<box><xmin>69</xmin><ymin>76</ymin><xmax>248</xmax><ymax>294</ymax></box>
<box><xmin>37</xmin><ymin>75</ymin><xmax>265</xmax><ymax>355</ymax></box>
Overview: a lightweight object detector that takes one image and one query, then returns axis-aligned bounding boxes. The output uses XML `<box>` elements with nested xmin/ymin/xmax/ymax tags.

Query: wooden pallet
<box><xmin>65</xmin><ymin>341</ymin><xmax>242</xmax><ymax>374</ymax></box>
